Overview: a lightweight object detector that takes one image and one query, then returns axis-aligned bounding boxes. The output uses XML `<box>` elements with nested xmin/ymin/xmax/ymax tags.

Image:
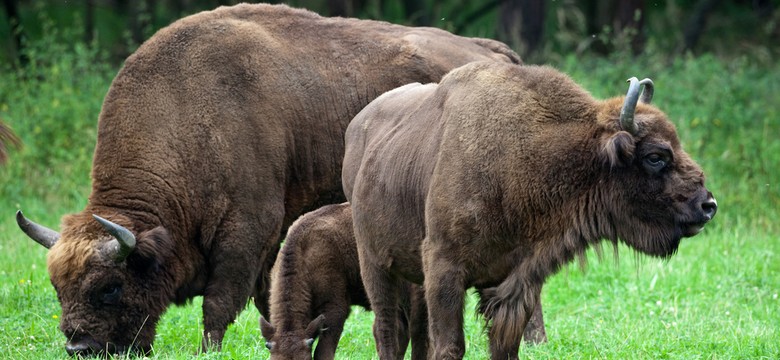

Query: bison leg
<box><xmin>395</xmin><ymin>300</ymin><xmax>411</xmax><ymax>360</ymax></box>
<box><xmin>312</xmin><ymin>304</ymin><xmax>351</xmax><ymax>360</ymax></box>
<box><xmin>252</xmin><ymin>240</ymin><xmax>281</xmax><ymax>318</ymax></box>
<box><xmin>423</xmin><ymin>252</ymin><xmax>466</xmax><ymax>360</ymax></box>
<box><xmin>485</xmin><ymin>308</ymin><xmax>528</xmax><ymax>360</ymax></box>
<box><xmin>480</xmin><ymin>278</ymin><xmax>541</xmax><ymax>360</ymax></box>
<box><xmin>359</xmin><ymin>254</ymin><xmax>405</xmax><ymax>359</ymax></box>
<box><xmin>522</xmin><ymin>286</ymin><xmax>547</xmax><ymax>344</ymax></box>
<box><xmin>408</xmin><ymin>284</ymin><xmax>429</xmax><ymax>360</ymax></box>
<box><xmin>201</xmin><ymin>212</ymin><xmax>280</xmax><ymax>352</ymax></box>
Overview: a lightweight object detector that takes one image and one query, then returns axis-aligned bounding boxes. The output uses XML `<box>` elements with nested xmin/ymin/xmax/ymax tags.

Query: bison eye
<box><xmin>100</xmin><ymin>284</ymin><xmax>122</xmax><ymax>305</ymax></box>
<box><xmin>644</xmin><ymin>153</ymin><xmax>668</xmax><ymax>172</ymax></box>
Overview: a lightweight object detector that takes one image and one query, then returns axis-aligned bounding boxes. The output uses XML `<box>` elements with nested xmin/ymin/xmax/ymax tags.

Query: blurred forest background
<box><xmin>0</xmin><ymin>1</ymin><xmax>778</xmax><ymax>358</ymax></box>
<box><xmin>2</xmin><ymin>0</ymin><xmax>779</xmax><ymax>67</ymax></box>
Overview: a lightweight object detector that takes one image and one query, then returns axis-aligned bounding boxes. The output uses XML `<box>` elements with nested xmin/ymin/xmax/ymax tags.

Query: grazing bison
<box><xmin>260</xmin><ymin>203</ymin><xmax>428</xmax><ymax>360</ymax></box>
<box><xmin>15</xmin><ymin>3</ymin><xmax>524</xmax><ymax>357</ymax></box>
<box><xmin>343</xmin><ymin>62</ymin><xmax>717</xmax><ymax>359</ymax></box>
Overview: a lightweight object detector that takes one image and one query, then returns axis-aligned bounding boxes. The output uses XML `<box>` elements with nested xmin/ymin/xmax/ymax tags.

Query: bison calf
<box><xmin>260</xmin><ymin>203</ymin><xmax>428</xmax><ymax>360</ymax></box>
<box><xmin>343</xmin><ymin>62</ymin><xmax>717</xmax><ymax>359</ymax></box>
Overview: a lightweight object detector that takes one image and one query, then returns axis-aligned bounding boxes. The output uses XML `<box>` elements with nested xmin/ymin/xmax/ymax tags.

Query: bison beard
<box><xmin>15</xmin><ymin>3</ymin><xmax>526</xmax><ymax>357</ymax></box>
<box><xmin>343</xmin><ymin>62</ymin><xmax>716</xmax><ymax>359</ymax></box>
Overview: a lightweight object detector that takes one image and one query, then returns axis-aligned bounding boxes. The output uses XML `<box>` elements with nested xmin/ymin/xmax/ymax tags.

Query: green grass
<box><xmin>0</xmin><ymin>36</ymin><xmax>778</xmax><ymax>359</ymax></box>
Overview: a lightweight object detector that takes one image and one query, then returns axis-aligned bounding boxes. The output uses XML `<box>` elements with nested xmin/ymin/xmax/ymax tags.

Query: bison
<box><xmin>15</xmin><ymin>3</ymin><xmax>525</xmax><ymax>357</ymax></box>
<box><xmin>260</xmin><ymin>202</ymin><xmax>428</xmax><ymax>360</ymax></box>
<box><xmin>342</xmin><ymin>62</ymin><xmax>717</xmax><ymax>359</ymax></box>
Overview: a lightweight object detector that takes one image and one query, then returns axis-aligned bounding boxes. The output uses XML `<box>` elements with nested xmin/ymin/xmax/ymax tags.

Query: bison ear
<box><xmin>601</xmin><ymin>131</ymin><xmax>636</xmax><ymax>168</ymax></box>
<box><xmin>128</xmin><ymin>226</ymin><xmax>173</xmax><ymax>274</ymax></box>
<box><xmin>259</xmin><ymin>316</ymin><xmax>275</xmax><ymax>341</ymax></box>
<box><xmin>305</xmin><ymin>314</ymin><xmax>326</xmax><ymax>340</ymax></box>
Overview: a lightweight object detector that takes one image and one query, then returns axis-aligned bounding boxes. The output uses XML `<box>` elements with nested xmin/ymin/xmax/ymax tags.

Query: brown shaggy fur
<box><xmin>343</xmin><ymin>62</ymin><xmax>717</xmax><ymax>359</ymax></box>
<box><xmin>260</xmin><ymin>203</ymin><xmax>428</xmax><ymax>360</ymax></box>
<box><xmin>0</xmin><ymin>120</ymin><xmax>20</xmax><ymax>165</ymax></box>
<box><xmin>17</xmin><ymin>3</ymin><xmax>523</xmax><ymax>356</ymax></box>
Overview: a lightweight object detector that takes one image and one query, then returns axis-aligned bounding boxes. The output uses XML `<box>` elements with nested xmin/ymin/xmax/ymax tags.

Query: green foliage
<box><xmin>4</xmin><ymin>1</ymin><xmax>778</xmax><ymax>67</ymax></box>
<box><xmin>0</xmin><ymin>21</ymin><xmax>778</xmax><ymax>359</ymax></box>
<box><xmin>0</xmin><ymin>17</ymin><xmax>113</xmax><ymax>217</ymax></box>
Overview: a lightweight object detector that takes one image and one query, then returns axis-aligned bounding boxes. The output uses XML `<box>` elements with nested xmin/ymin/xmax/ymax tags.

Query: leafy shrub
<box><xmin>0</xmin><ymin>19</ymin><xmax>114</xmax><ymax>219</ymax></box>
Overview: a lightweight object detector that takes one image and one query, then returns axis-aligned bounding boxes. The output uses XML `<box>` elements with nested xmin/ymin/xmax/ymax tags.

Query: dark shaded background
<box><xmin>2</xmin><ymin>0</ymin><xmax>779</xmax><ymax>67</ymax></box>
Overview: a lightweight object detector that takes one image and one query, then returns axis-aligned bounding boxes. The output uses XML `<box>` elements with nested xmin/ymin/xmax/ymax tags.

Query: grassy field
<box><xmin>0</xmin><ymin>37</ymin><xmax>778</xmax><ymax>359</ymax></box>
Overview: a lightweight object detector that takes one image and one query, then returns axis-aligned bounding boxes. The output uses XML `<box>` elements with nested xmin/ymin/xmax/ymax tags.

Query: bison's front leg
<box><xmin>423</xmin><ymin>247</ymin><xmax>466</xmax><ymax>360</ymax></box>
<box><xmin>252</xmin><ymin>239</ymin><xmax>281</xmax><ymax>318</ymax></box>
<box><xmin>477</xmin><ymin>285</ymin><xmax>547</xmax><ymax>347</ymax></box>
<box><xmin>201</xmin><ymin>211</ymin><xmax>279</xmax><ymax>352</ymax></box>
<box><xmin>523</xmin><ymin>287</ymin><xmax>547</xmax><ymax>344</ymax></box>
<box><xmin>312</xmin><ymin>303</ymin><xmax>351</xmax><ymax>360</ymax></box>
<box><xmin>479</xmin><ymin>274</ymin><xmax>541</xmax><ymax>360</ymax></box>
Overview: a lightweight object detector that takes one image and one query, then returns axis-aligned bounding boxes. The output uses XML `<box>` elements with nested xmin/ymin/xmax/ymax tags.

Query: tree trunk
<box><xmin>328</xmin><ymin>0</ymin><xmax>350</xmax><ymax>17</ymax></box>
<box><xmin>616</xmin><ymin>0</ymin><xmax>646</xmax><ymax>54</ymax></box>
<box><xmin>454</xmin><ymin>0</ymin><xmax>503</xmax><ymax>34</ymax></box>
<box><xmin>403</xmin><ymin>0</ymin><xmax>429</xmax><ymax>26</ymax></box>
<box><xmin>85</xmin><ymin>0</ymin><xmax>94</xmax><ymax>45</ymax></box>
<box><xmin>3</xmin><ymin>0</ymin><xmax>27</xmax><ymax>66</ymax></box>
<box><xmin>681</xmin><ymin>0</ymin><xmax>722</xmax><ymax>53</ymax></box>
<box><xmin>498</xmin><ymin>0</ymin><xmax>545</xmax><ymax>58</ymax></box>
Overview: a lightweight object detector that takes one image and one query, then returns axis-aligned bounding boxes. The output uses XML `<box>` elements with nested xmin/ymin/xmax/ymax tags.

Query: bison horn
<box><xmin>92</xmin><ymin>214</ymin><xmax>136</xmax><ymax>262</ymax></box>
<box><xmin>619</xmin><ymin>77</ymin><xmax>654</xmax><ymax>135</ymax></box>
<box><xmin>16</xmin><ymin>210</ymin><xmax>60</xmax><ymax>249</ymax></box>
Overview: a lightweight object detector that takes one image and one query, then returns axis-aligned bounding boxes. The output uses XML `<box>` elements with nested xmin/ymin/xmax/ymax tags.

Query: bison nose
<box><xmin>701</xmin><ymin>194</ymin><xmax>717</xmax><ymax>221</ymax></box>
<box><xmin>65</xmin><ymin>342</ymin><xmax>92</xmax><ymax>357</ymax></box>
<box><xmin>65</xmin><ymin>339</ymin><xmax>102</xmax><ymax>357</ymax></box>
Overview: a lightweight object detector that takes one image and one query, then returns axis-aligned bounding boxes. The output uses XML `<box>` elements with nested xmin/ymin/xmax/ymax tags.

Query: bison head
<box><xmin>597</xmin><ymin>77</ymin><xmax>717</xmax><ymax>257</ymax></box>
<box><xmin>17</xmin><ymin>210</ymin><xmax>175</xmax><ymax>356</ymax></box>
<box><xmin>260</xmin><ymin>314</ymin><xmax>325</xmax><ymax>360</ymax></box>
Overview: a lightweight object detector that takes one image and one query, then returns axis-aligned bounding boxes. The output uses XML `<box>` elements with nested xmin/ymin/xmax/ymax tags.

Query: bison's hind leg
<box><xmin>358</xmin><ymin>254</ymin><xmax>407</xmax><ymax>359</ymax></box>
<box><xmin>422</xmin><ymin>251</ymin><xmax>467</xmax><ymax>360</ymax></box>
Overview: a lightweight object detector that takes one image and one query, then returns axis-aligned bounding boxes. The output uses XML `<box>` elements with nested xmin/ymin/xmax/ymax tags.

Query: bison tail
<box><xmin>476</xmin><ymin>271</ymin><xmax>539</xmax><ymax>351</ymax></box>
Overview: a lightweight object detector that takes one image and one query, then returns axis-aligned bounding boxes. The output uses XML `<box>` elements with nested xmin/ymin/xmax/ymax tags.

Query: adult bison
<box><xmin>260</xmin><ymin>203</ymin><xmax>428</xmax><ymax>360</ymax></box>
<box><xmin>343</xmin><ymin>62</ymin><xmax>717</xmax><ymax>359</ymax></box>
<box><xmin>15</xmin><ymin>3</ymin><xmax>522</xmax><ymax>356</ymax></box>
